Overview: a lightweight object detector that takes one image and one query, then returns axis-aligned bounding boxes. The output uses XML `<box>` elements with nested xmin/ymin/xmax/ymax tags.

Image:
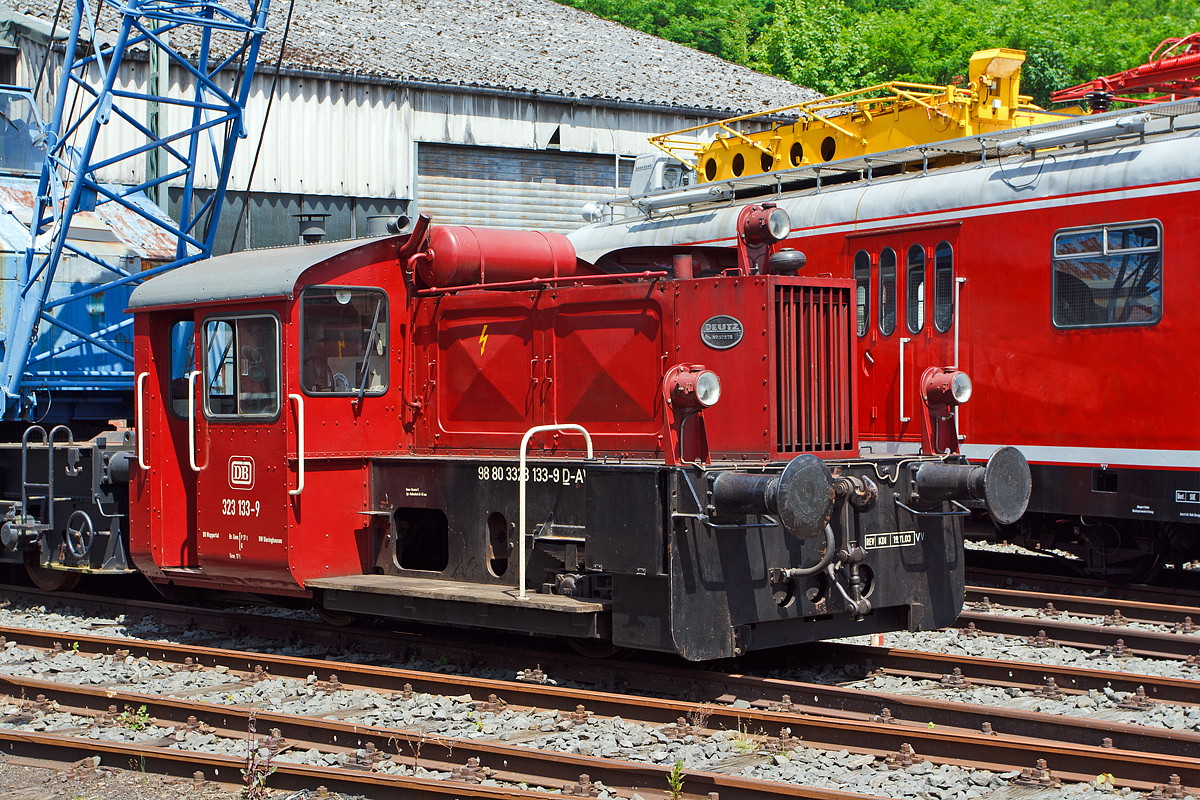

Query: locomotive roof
<box><xmin>4</xmin><ymin>0</ymin><xmax>817</xmax><ymax>115</ymax></box>
<box><xmin>127</xmin><ymin>236</ymin><xmax>400</xmax><ymax>311</ymax></box>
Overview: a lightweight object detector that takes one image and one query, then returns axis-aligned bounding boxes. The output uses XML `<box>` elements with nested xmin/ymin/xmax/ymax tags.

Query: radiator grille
<box><xmin>775</xmin><ymin>284</ymin><xmax>854</xmax><ymax>454</ymax></box>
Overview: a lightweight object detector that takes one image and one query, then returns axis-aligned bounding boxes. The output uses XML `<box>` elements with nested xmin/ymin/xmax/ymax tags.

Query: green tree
<box><xmin>557</xmin><ymin>0</ymin><xmax>1200</xmax><ymax>105</ymax></box>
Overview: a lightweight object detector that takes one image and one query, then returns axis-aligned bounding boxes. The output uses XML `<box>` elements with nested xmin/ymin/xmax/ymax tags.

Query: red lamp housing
<box><xmin>920</xmin><ymin>367</ymin><xmax>972</xmax><ymax>454</ymax></box>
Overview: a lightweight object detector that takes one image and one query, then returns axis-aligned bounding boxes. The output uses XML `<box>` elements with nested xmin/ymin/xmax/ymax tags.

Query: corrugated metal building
<box><xmin>0</xmin><ymin>0</ymin><xmax>816</xmax><ymax>248</ymax></box>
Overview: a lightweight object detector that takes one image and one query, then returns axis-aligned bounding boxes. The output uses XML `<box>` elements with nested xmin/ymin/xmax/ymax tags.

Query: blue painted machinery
<box><xmin>0</xmin><ymin>0</ymin><xmax>271</xmax><ymax>423</ymax></box>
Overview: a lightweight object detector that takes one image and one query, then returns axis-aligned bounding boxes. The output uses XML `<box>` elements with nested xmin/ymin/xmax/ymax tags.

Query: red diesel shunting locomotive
<box><xmin>113</xmin><ymin>210</ymin><xmax>1027</xmax><ymax>660</ymax></box>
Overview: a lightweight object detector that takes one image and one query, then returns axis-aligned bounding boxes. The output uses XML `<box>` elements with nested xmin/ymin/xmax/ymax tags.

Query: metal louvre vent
<box><xmin>775</xmin><ymin>284</ymin><xmax>853</xmax><ymax>454</ymax></box>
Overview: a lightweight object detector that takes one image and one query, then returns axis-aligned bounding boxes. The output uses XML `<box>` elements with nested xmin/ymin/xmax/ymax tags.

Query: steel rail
<box><xmin>1</xmin><ymin>626</ymin><xmax>1198</xmax><ymax>788</ymax></box>
<box><xmin>956</xmin><ymin>611</ymin><xmax>1200</xmax><ymax>659</ymax></box>
<box><xmin>3</xmin><ymin>620</ymin><xmax>1198</xmax><ymax>760</ymax></box>
<box><xmin>965</xmin><ymin>585</ymin><xmax>1199</xmax><ymax>627</ymax></box>
<box><xmin>2</xmin><ymin>584</ymin><xmax>1197</xmax><ymax>706</ymax></box>
<box><xmin>0</xmin><ymin>673</ymin><xmax>862</xmax><ymax>800</ymax></box>
<box><xmin>0</xmin><ymin>727</ymin><xmax>681</xmax><ymax>800</ymax></box>
<box><xmin>966</xmin><ymin>566</ymin><xmax>1200</xmax><ymax>610</ymax></box>
<box><xmin>1</xmin><ymin>587</ymin><xmax>1198</xmax><ymax>738</ymax></box>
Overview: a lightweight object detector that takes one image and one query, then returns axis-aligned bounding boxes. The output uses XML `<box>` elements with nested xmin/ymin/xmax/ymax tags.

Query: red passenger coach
<box><xmin>571</xmin><ymin>98</ymin><xmax>1200</xmax><ymax>582</ymax></box>
<box><xmin>127</xmin><ymin>215</ymin><xmax>1028</xmax><ymax>659</ymax></box>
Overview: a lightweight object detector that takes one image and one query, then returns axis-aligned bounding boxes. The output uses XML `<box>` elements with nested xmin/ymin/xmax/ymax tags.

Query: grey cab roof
<box><xmin>128</xmin><ymin>236</ymin><xmax>399</xmax><ymax>311</ymax></box>
<box><xmin>3</xmin><ymin>0</ymin><xmax>817</xmax><ymax>114</ymax></box>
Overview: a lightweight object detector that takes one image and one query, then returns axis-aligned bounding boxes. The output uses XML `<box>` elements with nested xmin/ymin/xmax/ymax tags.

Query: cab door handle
<box><xmin>289</xmin><ymin>393</ymin><xmax>305</xmax><ymax>496</ymax></box>
<box><xmin>136</xmin><ymin>372</ymin><xmax>149</xmax><ymax>470</ymax></box>
<box><xmin>187</xmin><ymin>371</ymin><xmax>204</xmax><ymax>472</ymax></box>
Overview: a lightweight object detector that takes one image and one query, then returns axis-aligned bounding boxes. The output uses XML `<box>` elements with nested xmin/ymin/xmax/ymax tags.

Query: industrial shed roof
<box><xmin>2</xmin><ymin>0</ymin><xmax>817</xmax><ymax>114</ymax></box>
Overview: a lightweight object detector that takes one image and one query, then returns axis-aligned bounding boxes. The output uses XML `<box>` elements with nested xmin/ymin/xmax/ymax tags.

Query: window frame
<box><xmin>200</xmin><ymin>311</ymin><xmax>282</xmax><ymax>422</ymax></box>
<box><xmin>298</xmin><ymin>285</ymin><xmax>390</xmax><ymax>398</ymax></box>
<box><xmin>1051</xmin><ymin>219</ymin><xmax>1163</xmax><ymax>330</ymax></box>
<box><xmin>878</xmin><ymin>247</ymin><xmax>897</xmax><ymax>336</ymax></box>
<box><xmin>906</xmin><ymin>243</ymin><xmax>926</xmax><ymax>334</ymax></box>
<box><xmin>933</xmin><ymin>241</ymin><xmax>954</xmax><ymax>334</ymax></box>
<box><xmin>853</xmin><ymin>250</ymin><xmax>871</xmax><ymax>337</ymax></box>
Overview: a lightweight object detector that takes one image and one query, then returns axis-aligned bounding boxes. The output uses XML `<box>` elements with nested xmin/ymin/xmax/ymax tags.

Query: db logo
<box><xmin>228</xmin><ymin>456</ymin><xmax>254</xmax><ymax>490</ymax></box>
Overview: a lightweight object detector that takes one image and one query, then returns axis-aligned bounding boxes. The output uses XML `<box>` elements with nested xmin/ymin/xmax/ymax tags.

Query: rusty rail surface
<box><xmin>0</xmin><ymin>624</ymin><xmax>1198</xmax><ymax>790</ymax></box>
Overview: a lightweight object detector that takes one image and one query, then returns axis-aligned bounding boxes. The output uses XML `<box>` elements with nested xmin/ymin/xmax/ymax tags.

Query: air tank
<box><xmin>414</xmin><ymin>226</ymin><xmax>592</xmax><ymax>288</ymax></box>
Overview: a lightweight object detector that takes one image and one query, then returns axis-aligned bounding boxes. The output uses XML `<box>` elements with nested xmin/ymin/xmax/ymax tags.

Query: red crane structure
<box><xmin>1052</xmin><ymin>33</ymin><xmax>1200</xmax><ymax>111</ymax></box>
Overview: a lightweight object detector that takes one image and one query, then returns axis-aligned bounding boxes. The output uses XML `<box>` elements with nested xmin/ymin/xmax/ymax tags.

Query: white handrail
<box><xmin>187</xmin><ymin>371</ymin><xmax>202</xmax><ymax>472</ymax></box>
<box><xmin>899</xmin><ymin>338</ymin><xmax>911</xmax><ymax>423</ymax></box>
<box><xmin>136</xmin><ymin>371</ymin><xmax>148</xmax><ymax>470</ymax></box>
<box><xmin>518</xmin><ymin>424</ymin><xmax>594</xmax><ymax>600</ymax></box>
<box><xmin>953</xmin><ymin>277</ymin><xmax>966</xmax><ymax>368</ymax></box>
<box><xmin>289</xmin><ymin>393</ymin><xmax>305</xmax><ymax>496</ymax></box>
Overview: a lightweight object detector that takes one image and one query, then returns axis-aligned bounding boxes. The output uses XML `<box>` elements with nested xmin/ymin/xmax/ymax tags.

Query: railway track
<box><xmin>957</xmin><ymin>578</ymin><xmax>1200</xmax><ymax>660</ymax></box>
<box><xmin>0</xmin><ymin>621</ymin><xmax>1198</xmax><ymax>791</ymax></box>
<box><xmin>0</xmin><ymin>671</ymin><xmax>857</xmax><ymax>800</ymax></box>
<box><xmin>1</xmin><ymin>583</ymin><xmax>1199</xmax><ymax>796</ymax></box>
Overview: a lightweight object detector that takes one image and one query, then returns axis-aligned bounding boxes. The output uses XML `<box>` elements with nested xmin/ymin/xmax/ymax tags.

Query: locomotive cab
<box><xmin>127</xmin><ymin>217</ymin><xmax>1028</xmax><ymax>660</ymax></box>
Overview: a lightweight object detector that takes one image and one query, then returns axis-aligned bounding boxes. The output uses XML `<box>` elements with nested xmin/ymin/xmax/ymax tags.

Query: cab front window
<box><xmin>300</xmin><ymin>287</ymin><xmax>388</xmax><ymax>396</ymax></box>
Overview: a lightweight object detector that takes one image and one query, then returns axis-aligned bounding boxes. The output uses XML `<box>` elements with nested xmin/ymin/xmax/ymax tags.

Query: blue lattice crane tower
<box><xmin>0</xmin><ymin>0</ymin><xmax>270</xmax><ymax>421</ymax></box>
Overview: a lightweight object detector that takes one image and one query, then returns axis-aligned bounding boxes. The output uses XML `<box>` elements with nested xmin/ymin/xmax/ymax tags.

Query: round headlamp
<box><xmin>950</xmin><ymin>371</ymin><xmax>973</xmax><ymax>404</ymax></box>
<box><xmin>668</xmin><ymin>366</ymin><xmax>722</xmax><ymax>410</ymax></box>
<box><xmin>922</xmin><ymin>368</ymin><xmax>973</xmax><ymax>407</ymax></box>
<box><xmin>742</xmin><ymin>203</ymin><xmax>792</xmax><ymax>246</ymax></box>
<box><xmin>767</xmin><ymin>207</ymin><xmax>791</xmax><ymax>241</ymax></box>
<box><xmin>695</xmin><ymin>370</ymin><xmax>721</xmax><ymax>407</ymax></box>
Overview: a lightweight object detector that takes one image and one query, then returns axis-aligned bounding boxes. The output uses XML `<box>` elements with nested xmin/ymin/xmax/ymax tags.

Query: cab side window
<box><xmin>168</xmin><ymin>319</ymin><xmax>195</xmax><ymax>418</ymax></box>
<box><xmin>203</xmin><ymin>315</ymin><xmax>280</xmax><ymax>418</ymax></box>
<box><xmin>878</xmin><ymin>248</ymin><xmax>896</xmax><ymax>336</ymax></box>
<box><xmin>1052</xmin><ymin>221</ymin><xmax>1162</xmax><ymax>328</ymax></box>
<box><xmin>933</xmin><ymin>241</ymin><xmax>954</xmax><ymax>333</ymax></box>
<box><xmin>853</xmin><ymin>250</ymin><xmax>870</xmax><ymax>336</ymax></box>
<box><xmin>300</xmin><ymin>287</ymin><xmax>388</xmax><ymax>395</ymax></box>
<box><xmin>906</xmin><ymin>244</ymin><xmax>925</xmax><ymax>333</ymax></box>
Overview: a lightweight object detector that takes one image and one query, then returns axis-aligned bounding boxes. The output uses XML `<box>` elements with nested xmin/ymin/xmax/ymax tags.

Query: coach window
<box><xmin>203</xmin><ymin>315</ymin><xmax>280</xmax><ymax>418</ymax></box>
<box><xmin>933</xmin><ymin>242</ymin><xmax>954</xmax><ymax>333</ymax></box>
<box><xmin>878</xmin><ymin>248</ymin><xmax>896</xmax><ymax>335</ymax></box>
<box><xmin>854</xmin><ymin>250</ymin><xmax>871</xmax><ymax>336</ymax></box>
<box><xmin>168</xmin><ymin>320</ymin><xmax>195</xmax><ymax>418</ymax></box>
<box><xmin>906</xmin><ymin>244</ymin><xmax>925</xmax><ymax>333</ymax></box>
<box><xmin>300</xmin><ymin>287</ymin><xmax>388</xmax><ymax>395</ymax></box>
<box><xmin>1052</xmin><ymin>221</ymin><xmax>1162</xmax><ymax>328</ymax></box>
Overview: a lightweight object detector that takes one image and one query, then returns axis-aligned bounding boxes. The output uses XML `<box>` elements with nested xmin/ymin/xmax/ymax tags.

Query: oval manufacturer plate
<box><xmin>701</xmin><ymin>315</ymin><xmax>744</xmax><ymax>350</ymax></box>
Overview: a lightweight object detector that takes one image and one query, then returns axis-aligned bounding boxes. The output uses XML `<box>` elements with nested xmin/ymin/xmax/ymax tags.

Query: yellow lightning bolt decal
<box><xmin>479</xmin><ymin>324</ymin><xmax>488</xmax><ymax>355</ymax></box>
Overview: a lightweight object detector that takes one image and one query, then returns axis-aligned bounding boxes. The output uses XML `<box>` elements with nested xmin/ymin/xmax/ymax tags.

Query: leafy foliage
<box><xmin>557</xmin><ymin>0</ymin><xmax>1200</xmax><ymax>106</ymax></box>
<box><xmin>555</xmin><ymin>0</ymin><xmax>773</xmax><ymax>64</ymax></box>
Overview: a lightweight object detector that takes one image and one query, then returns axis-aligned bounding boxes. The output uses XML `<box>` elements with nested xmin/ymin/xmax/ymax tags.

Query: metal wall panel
<box><xmin>416</xmin><ymin>144</ymin><xmax>634</xmax><ymax>231</ymax></box>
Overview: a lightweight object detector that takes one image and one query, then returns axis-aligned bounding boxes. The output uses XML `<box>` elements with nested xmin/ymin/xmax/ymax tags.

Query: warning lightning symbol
<box><xmin>479</xmin><ymin>324</ymin><xmax>488</xmax><ymax>355</ymax></box>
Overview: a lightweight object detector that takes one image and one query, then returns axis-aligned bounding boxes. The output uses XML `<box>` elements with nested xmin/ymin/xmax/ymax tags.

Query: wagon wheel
<box><xmin>565</xmin><ymin>637</ymin><xmax>623</xmax><ymax>659</ymax></box>
<box><xmin>1121</xmin><ymin>552</ymin><xmax>1165</xmax><ymax>584</ymax></box>
<box><xmin>313</xmin><ymin>594</ymin><xmax>362</xmax><ymax>627</ymax></box>
<box><xmin>24</xmin><ymin>556</ymin><xmax>80</xmax><ymax>593</ymax></box>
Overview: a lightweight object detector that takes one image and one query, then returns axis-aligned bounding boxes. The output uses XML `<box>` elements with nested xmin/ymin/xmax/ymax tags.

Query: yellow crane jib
<box><xmin>652</xmin><ymin>49</ymin><xmax>1080</xmax><ymax>184</ymax></box>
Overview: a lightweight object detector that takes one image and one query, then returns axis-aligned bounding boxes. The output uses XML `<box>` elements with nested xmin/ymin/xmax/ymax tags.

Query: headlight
<box><xmin>695</xmin><ymin>370</ymin><xmax>721</xmax><ymax>407</ymax></box>
<box><xmin>922</xmin><ymin>367</ymin><xmax>972</xmax><ymax>407</ymax></box>
<box><xmin>950</xmin><ymin>371</ymin><xmax>973</xmax><ymax>404</ymax></box>
<box><xmin>667</xmin><ymin>365</ymin><xmax>722</xmax><ymax>410</ymax></box>
<box><xmin>741</xmin><ymin>203</ymin><xmax>791</xmax><ymax>246</ymax></box>
<box><xmin>767</xmin><ymin>207</ymin><xmax>791</xmax><ymax>241</ymax></box>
